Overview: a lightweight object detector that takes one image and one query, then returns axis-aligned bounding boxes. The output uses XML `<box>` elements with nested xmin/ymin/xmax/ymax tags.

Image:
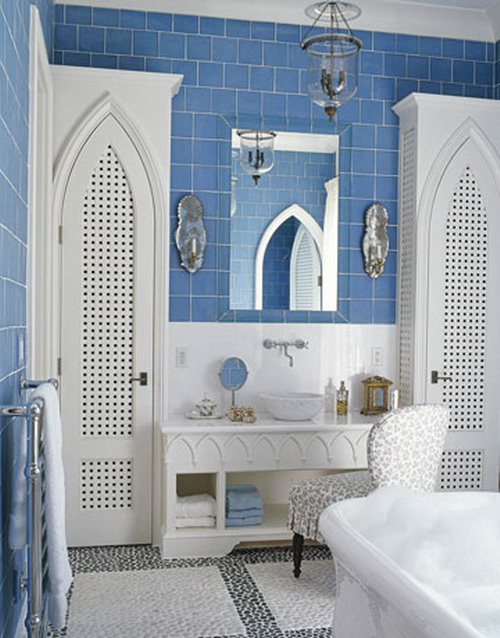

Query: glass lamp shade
<box><xmin>304</xmin><ymin>32</ymin><xmax>361</xmax><ymax>120</ymax></box>
<box><xmin>237</xmin><ymin>129</ymin><xmax>276</xmax><ymax>184</ymax></box>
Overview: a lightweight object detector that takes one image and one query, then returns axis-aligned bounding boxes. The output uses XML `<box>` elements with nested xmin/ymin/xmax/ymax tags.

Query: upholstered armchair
<box><xmin>288</xmin><ymin>404</ymin><xmax>449</xmax><ymax>577</ymax></box>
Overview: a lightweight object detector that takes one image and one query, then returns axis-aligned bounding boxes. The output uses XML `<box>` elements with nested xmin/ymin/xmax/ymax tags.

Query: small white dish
<box><xmin>184</xmin><ymin>410</ymin><xmax>224</xmax><ymax>420</ymax></box>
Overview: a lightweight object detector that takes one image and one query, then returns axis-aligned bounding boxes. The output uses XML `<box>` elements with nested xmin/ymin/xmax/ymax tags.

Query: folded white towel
<box><xmin>31</xmin><ymin>383</ymin><xmax>72</xmax><ymax>630</ymax></box>
<box><xmin>176</xmin><ymin>493</ymin><xmax>216</xmax><ymax>519</ymax></box>
<box><xmin>175</xmin><ymin>516</ymin><xmax>215</xmax><ymax>528</ymax></box>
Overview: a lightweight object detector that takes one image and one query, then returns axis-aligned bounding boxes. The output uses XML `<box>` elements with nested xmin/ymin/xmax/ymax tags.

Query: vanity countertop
<box><xmin>162</xmin><ymin>411</ymin><xmax>375</xmax><ymax>434</ymax></box>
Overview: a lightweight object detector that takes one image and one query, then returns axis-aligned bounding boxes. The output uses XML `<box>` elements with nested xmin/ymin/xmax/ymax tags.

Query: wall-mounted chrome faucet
<box><xmin>263</xmin><ymin>339</ymin><xmax>308</xmax><ymax>367</ymax></box>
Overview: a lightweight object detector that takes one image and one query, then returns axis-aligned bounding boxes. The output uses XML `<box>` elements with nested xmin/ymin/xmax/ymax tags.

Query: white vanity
<box><xmin>160</xmin><ymin>412</ymin><xmax>374</xmax><ymax>557</ymax></box>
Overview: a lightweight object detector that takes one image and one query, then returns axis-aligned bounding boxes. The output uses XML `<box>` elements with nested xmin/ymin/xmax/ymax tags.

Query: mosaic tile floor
<box><xmin>55</xmin><ymin>544</ymin><xmax>335</xmax><ymax>638</ymax></box>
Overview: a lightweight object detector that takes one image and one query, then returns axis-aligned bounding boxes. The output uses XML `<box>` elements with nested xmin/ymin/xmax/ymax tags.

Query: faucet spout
<box><xmin>282</xmin><ymin>342</ymin><xmax>294</xmax><ymax>367</ymax></box>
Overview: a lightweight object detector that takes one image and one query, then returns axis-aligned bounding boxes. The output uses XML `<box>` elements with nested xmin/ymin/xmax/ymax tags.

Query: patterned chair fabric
<box><xmin>288</xmin><ymin>404</ymin><xmax>449</xmax><ymax>543</ymax></box>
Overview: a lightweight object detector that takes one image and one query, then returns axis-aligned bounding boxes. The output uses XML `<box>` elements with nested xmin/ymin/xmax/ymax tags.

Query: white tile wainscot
<box><xmin>161</xmin><ymin>413</ymin><xmax>374</xmax><ymax>557</ymax></box>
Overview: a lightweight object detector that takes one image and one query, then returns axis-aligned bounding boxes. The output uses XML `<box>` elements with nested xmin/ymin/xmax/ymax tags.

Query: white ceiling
<box><xmin>73</xmin><ymin>0</ymin><xmax>500</xmax><ymax>41</ymax></box>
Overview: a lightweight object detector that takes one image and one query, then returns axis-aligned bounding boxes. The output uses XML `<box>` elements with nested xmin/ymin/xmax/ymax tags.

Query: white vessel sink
<box><xmin>260</xmin><ymin>392</ymin><xmax>324</xmax><ymax>421</ymax></box>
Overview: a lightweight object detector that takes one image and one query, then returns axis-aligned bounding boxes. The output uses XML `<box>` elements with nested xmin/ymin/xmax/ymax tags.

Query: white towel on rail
<box><xmin>8</xmin><ymin>418</ymin><xmax>28</xmax><ymax>549</ymax></box>
<box><xmin>31</xmin><ymin>383</ymin><xmax>72</xmax><ymax>629</ymax></box>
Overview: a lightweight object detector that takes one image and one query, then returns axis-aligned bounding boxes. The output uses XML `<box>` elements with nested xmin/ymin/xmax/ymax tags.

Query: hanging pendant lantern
<box><xmin>237</xmin><ymin>129</ymin><xmax>276</xmax><ymax>185</ymax></box>
<box><xmin>301</xmin><ymin>2</ymin><xmax>362</xmax><ymax>120</ymax></box>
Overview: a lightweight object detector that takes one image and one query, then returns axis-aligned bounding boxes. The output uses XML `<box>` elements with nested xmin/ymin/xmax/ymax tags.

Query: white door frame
<box><xmin>27</xmin><ymin>6</ymin><xmax>53</xmax><ymax>379</ymax></box>
<box><xmin>46</xmin><ymin>67</ymin><xmax>181</xmax><ymax>545</ymax></box>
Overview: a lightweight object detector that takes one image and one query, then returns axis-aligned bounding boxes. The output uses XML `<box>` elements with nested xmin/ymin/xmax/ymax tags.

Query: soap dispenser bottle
<box><xmin>324</xmin><ymin>378</ymin><xmax>335</xmax><ymax>412</ymax></box>
<box><xmin>336</xmin><ymin>381</ymin><xmax>349</xmax><ymax>415</ymax></box>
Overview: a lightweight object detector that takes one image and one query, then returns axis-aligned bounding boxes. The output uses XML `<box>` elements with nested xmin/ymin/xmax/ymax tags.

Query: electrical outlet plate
<box><xmin>176</xmin><ymin>347</ymin><xmax>188</xmax><ymax>368</ymax></box>
<box><xmin>371</xmin><ymin>347</ymin><xmax>383</xmax><ymax>367</ymax></box>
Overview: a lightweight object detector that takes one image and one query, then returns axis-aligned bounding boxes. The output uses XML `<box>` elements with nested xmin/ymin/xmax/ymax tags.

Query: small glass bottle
<box><xmin>324</xmin><ymin>378</ymin><xmax>336</xmax><ymax>412</ymax></box>
<box><xmin>336</xmin><ymin>380</ymin><xmax>349</xmax><ymax>415</ymax></box>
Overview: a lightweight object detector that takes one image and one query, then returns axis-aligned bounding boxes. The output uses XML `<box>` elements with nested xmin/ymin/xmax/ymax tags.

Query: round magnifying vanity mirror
<box><xmin>219</xmin><ymin>357</ymin><xmax>249</xmax><ymax>406</ymax></box>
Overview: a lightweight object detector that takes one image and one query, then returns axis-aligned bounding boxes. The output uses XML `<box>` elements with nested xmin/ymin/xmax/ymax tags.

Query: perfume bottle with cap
<box><xmin>336</xmin><ymin>380</ymin><xmax>349</xmax><ymax>415</ymax></box>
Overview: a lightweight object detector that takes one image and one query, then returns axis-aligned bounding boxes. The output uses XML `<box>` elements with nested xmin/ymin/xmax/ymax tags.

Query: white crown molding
<box><xmin>71</xmin><ymin>0</ymin><xmax>498</xmax><ymax>41</ymax></box>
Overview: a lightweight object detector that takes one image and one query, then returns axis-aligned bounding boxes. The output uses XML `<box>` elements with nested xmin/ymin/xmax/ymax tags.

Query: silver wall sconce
<box><xmin>175</xmin><ymin>194</ymin><xmax>207</xmax><ymax>274</ymax></box>
<box><xmin>301</xmin><ymin>2</ymin><xmax>362</xmax><ymax>120</ymax></box>
<box><xmin>362</xmin><ymin>203</ymin><xmax>389</xmax><ymax>278</ymax></box>
<box><xmin>237</xmin><ymin>129</ymin><xmax>276</xmax><ymax>185</ymax></box>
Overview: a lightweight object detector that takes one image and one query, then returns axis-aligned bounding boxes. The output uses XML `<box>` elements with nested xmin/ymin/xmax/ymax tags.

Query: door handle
<box><xmin>131</xmin><ymin>372</ymin><xmax>148</xmax><ymax>386</ymax></box>
<box><xmin>430</xmin><ymin>370</ymin><xmax>452</xmax><ymax>384</ymax></box>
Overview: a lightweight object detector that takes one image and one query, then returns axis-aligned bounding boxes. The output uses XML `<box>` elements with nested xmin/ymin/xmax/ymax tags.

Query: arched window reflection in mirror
<box><xmin>230</xmin><ymin>130</ymin><xmax>338</xmax><ymax>312</ymax></box>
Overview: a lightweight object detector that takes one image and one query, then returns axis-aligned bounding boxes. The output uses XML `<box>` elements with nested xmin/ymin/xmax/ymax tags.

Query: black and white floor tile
<box><xmin>53</xmin><ymin>544</ymin><xmax>335</xmax><ymax>638</ymax></box>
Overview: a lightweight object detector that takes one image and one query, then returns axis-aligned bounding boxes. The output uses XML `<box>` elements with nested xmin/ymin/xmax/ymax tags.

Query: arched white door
<box><xmin>425</xmin><ymin>138</ymin><xmax>500</xmax><ymax>491</ymax></box>
<box><xmin>59</xmin><ymin>114</ymin><xmax>154</xmax><ymax>545</ymax></box>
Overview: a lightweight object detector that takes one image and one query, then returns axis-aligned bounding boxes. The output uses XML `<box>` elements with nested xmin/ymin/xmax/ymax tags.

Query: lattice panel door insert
<box><xmin>398</xmin><ymin>127</ymin><xmax>416</xmax><ymax>406</ymax></box>
<box><xmin>81</xmin><ymin>145</ymin><xmax>134</xmax><ymax>438</ymax></box>
<box><xmin>439</xmin><ymin>450</ymin><xmax>483</xmax><ymax>490</ymax></box>
<box><xmin>442</xmin><ymin>166</ymin><xmax>487</xmax><ymax>431</ymax></box>
<box><xmin>80</xmin><ymin>459</ymin><xmax>133</xmax><ymax>510</ymax></box>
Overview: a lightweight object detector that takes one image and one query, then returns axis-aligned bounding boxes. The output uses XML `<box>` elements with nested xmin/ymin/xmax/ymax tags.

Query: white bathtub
<box><xmin>319</xmin><ymin>486</ymin><xmax>500</xmax><ymax>638</ymax></box>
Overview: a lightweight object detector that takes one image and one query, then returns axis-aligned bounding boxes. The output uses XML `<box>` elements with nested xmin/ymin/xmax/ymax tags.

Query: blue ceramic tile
<box><xmin>66</xmin><ymin>5</ymin><xmax>92</xmax><ymax>25</ymax></box>
<box><xmin>170</xmin><ymin>296</ymin><xmax>190</xmax><ymax>321</ymax></box>
<box><xmin>464</xmin><ymin>85</ymin><xmax>486</xmax><ymax>98</ymax></box>
<box><xmin>210</xmin><ymin>88</ymin><xmax>236</xmax><ymax>114</ymax></box>
<box><xmin>120</xmin><ymin>10</ymin><xmax>146</xmax><ymax>29</ymax></box>
<box><xmin>384</xmin><ymin>53</ymin><xmax>406</xmax><ymax>77</ymax></box>
<box><xmin>79</xmin><ymin>26</ymin><xmax>104</xmax><ymax>52</ymax></box>
<box><xmin>64</xmin><ymin>51</ymin><xmax>90</xmax><ymax>66</ymax></box>
<box><xmin>200</xmin><ymin>17</ymin><xmax>225</xmax><ymax>35</ymax></box>
<box><xmin>453</xmin><ymin>60</ymin><xmax>473</xmax><ymax>84</ymax></box>
<box><xmin>361</xmin><ymin>100</ymin><xmax>383</xmax><ymax>124</ymax></box>
<box><xmin>275</xmin><ymin>68</ymin><xmax>298</xmax><ymax>93</ymax></box>
<box><xmin>397</xmin><ymin>34</ymin><xmax>418</xmax><ymax>53</ymax></box>
<box><xmin>262</xmin><ymin>93</ymin><xmax>286</xmax><ymax>116</ymax></box>
<box><xmin>133</xmin><ymin>30</ymin><xmax>158</xmax><ymax>56</ymax></box>
<box><xmin>374</xmin><ymin>299</ymin><xmax>396</xmax><ymax>323</ymax></box>
<box><xmin>54</xmin><ymin>5</ymin><xmax>64</xmax><ymax>22</ymax></box>
<box><xmin>374</xmin><ymin>32</ymin><xmax>396</xmax><ymax>52</ymax></box>
<box><xmin>277</xmin><ymin>23</ymin><xmax>300</xmax><ymax>43</ymax></box>
<box><xmin>361</xmin><ymin>51</ymin><xmax>383</xmax><ymax>74</ymax></box>
<box><xmin>172</xmin><ymin>60</ymin><xmax>197</xmax><ymax>85</ymax></box>
<box><xmin>193</xmin><ymin>139</ymin><xmax>218</xmax><ymax>164</ymax></box>
<box><xmin>443</xmin><ymin>38</ymin><xmax>464</xmax><ymax>59</ymax></box>
<box><xmin>286</xmin><ymin>94</ymin><xmax>310</xmax><ymax>119</ymax></box>
<box><xmin>465</xmin><ymin>41</ymin><xmax>486</xmax><ymax>61</ymax></box>
<box><xmin>187</xmin><ymin>35</ymin><xmax>211</xmax><ymax>60</ymax></box>
<box><xmin>476</xmin><ymin>62</ymin><xmax>493</xmax><ymax>85</ymax></box>
<box><xmin>199</xmin><ymin>62</ymin><xmax>224</xmax><ymax>87</ymax></box>
<box><xmin>239</xmin><ymin>40</ymin><xmax>262</xmax><ymax>65</ymax></box>
<box><xmin>171</xmin><ymin>164</ymin><xmax>192</xmax><ymax>190</ymax></box>
<box><xmin>54</xmin><ymin>24</ymin><xmax>77</xmax><ymax>50</ymax></box>
<box><xmin>192</xmin><ymin>270</ymin><xmax>217</xmax><ymax>295</ymax></box>
<box><xmin>377</xmin><ymin>150</ymin><xmax>398</xmax><ymax>175</ymax></box>
<box><xmin>170</xmin><ymin>270</ymin><xmax>191</xmax><ymax>295</ymax></box>
<box><xmin>396</xmin><ymin>78</ymin><xmax>418</xmax><ymax>100</ymax></box>
<box><xmin>237</xmin><ymin>90</ymin><xmax>261</xmax><ymax>115</ymax></box>
<box><xmin>159</xmin><ymin>32</ymin><xmax>185</xmax><ymax>58</ymax></box>
<box><xmin>419</xmin><ymin>80</ymin><xmax>441</xmax><ymax>94</ymax></box>
<box><xmin>213</xmin><ymin>37</ymin><xmax>237</xmax><ymax>62</ymax></box>
<box><xmin>264</xmin><ymin>42</ymin><xmax>288</xmax><ymax>67</ymax></box>
<box><xmin>251</xmin><ymin>21</ymin><xmax>275</xmax><ymax>40</ymax></box>
<box><xmin>373</xmin><ymin>77</ymin><xmax>395</xmax><ymax>100</ymax></box>
<box><xmin>374</xmin><ymin>275</ymin><xmax>396</xmax><ymax>299</ymax></box>
<box><xmin>349</xmin><ymin>300</ymin><xmax>372</xmax><ymax>323</ymax></box>
<box><xmin>173</xmin><ymin>14</ymin><xmax>199</xmax><ymax>33</ymax></box>
<box><xmin>91</xmin><ymin>53</ymin><xmax>117</xmax><ymax>68</ymax></box>
<box><xmin>120</xmin><ymin>56</ymin><xmax>145</xmax><ymax>71</ymax></box>
<box><xmin>192</xmin><ymin>297</ymin><xmax>217</xmax><ymax>321</ymax></box>
<box><xmin>225</xmin><ymin>64</ymin><xmax>249</xmax><ymax>89</ymax></box>
<box><xmin>226</xmin><ymin>19</ymin><xmax>250</xmax><ymax>38</ymax></box>
<box><xmin>106</xmin><ymin>29</ymin><xmax>132</xmax><ymax>54</ymax></box>
<box><xmin>93</xmin><ymin>8</ymin><xmax>119</xmax><ymax>27</ymax></box>
<box><xmin>352</xmin><ymin>149</ymin><xmax>375</xmax><ymax>174</ymax></box>
<box><xmin>431</xmin><ymin>58</ymin><xmax>451</xmax><ymax>82</ymax></box>
<box><xmin>146</xmin><ymin>58</ymin><xmax>171</xmax><ymax>72</ymax></box>
<box><xmin>172</xmin><ymin>138</ymin><xmax>193</xmax><ymax>163</ymax></box>
<box><xmin>250</xmin><ymin>66</ymin><xmax>273</xmax><ymax>91</ymax></box>
<box><xmin>418</xmin><ymin>36</ymin><xmax>441</xmax><ymax>56</ymax></box>
<box><xmin>407</xmin><ymin>55</ymin><xmax>429</xmax><ymax>79</ymax></box>
<box><xmin>147</xmin><ymin>12</ymin><xmax>172</xmax><ymax>31</ymax></box>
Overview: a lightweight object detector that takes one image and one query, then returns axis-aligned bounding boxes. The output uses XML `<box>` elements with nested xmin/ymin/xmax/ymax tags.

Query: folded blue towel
<box><xmin>226</xmin><ymin>484</ymin><xmax>263</xmax><ymax>512</ymax></box>
<box><xmin>225</xmin><ymin>515</ymin><xmax>263</xmax><ymax>527</ymax></box>
<box><xmin>226</xmin><ymin>506</ymin><xmax>263</xmax><ymax>520</ymax></box>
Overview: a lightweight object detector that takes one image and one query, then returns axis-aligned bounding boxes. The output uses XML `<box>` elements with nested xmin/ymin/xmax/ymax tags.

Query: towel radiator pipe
<box><xmin>0</xmin><ymin>376</ymin><xmax>57</xmax><ymax>638</ymax></box>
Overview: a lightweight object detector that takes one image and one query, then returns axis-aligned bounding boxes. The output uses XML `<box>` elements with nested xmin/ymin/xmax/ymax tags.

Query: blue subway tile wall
<box><xmin>0</xmin><ymin>2</ymin><xmax>53</xmax><ymax>637</ymax></box>
<box><xmin>54</xmin><ymin>4</ymin><xmax>496</xmax><ymax>324</ymax></box>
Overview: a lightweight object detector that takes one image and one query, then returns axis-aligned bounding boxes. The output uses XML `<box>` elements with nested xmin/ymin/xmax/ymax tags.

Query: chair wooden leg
<box><xmin>293</xmin><ymin>532</ymin><xmax>304</xmax><ymax>578</ymax></box>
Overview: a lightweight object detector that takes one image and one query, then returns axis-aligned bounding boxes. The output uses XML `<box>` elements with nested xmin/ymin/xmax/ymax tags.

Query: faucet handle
<box><xmin>295</xmin><ymin>339</ymin><xmax>308</xmax><ymax>349</ymax></box>
<box><xmin>263</xmin><ymin>339</ymin><xmax>276</xmax><ymax>349</ymax></box>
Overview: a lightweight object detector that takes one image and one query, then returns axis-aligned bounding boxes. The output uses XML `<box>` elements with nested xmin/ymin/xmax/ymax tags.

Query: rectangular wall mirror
<box><xmin>230</xmin><ymin>130</ymin><xmax>338</xmax><ymax>312</ymax></box>
<box><xmin>216</xmin><ymin>115</ymin><xmax>350</xmax><ymax>323</ymax></box>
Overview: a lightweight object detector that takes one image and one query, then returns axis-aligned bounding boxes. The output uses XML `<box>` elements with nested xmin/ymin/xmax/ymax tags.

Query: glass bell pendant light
<box><xmin>237</xmin><ymin>129</ymin><xmax>276</xmax><ymax>185</ymax></box>
<box><xmin>301</xmin><ymin>2</ymin><xmax>362</xmax><ymax>120</ymax></box>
